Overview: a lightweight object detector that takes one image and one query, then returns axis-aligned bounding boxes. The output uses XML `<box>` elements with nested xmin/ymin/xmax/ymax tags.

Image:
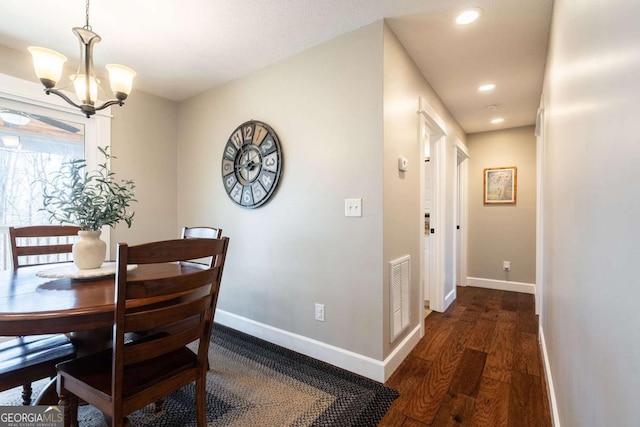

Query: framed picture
<box><xmin>484</xmin><ymin>166</ymin><xmax>517</xmax><ymax>204</ymax></box>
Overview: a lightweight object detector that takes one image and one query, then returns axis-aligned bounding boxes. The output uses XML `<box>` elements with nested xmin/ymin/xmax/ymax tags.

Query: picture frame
<box><xmin>484</xmin><ymin>166</ymin><xmax>517</xmax><ymax>204</ymax></box>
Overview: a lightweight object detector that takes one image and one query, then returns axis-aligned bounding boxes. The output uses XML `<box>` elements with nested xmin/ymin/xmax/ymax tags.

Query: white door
<box><xmin>418</xmin><ymin>97</ymin><xmax>447</xmax><ymax>316</ymax></box>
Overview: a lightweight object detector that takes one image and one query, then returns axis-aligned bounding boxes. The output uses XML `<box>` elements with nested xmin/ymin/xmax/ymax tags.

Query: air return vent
<box><xmin>390</xmin><ymin>255</ymin><xmax>410</xmax><ymax>342</ymax></box>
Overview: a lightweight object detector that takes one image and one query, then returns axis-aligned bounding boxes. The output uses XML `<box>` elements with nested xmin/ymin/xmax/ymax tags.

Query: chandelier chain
<box><xmin>84</xmin><ymin>0</ymin><xmax>92</xmax><ymax>31</ymax></box>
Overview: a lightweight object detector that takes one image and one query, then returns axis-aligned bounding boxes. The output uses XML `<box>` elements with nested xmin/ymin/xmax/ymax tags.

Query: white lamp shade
<box><xmin>28</xmin><ymin>46</ymin><xmax>67</xmax><ymax>86</ymax></box>
<box><xmin>106</xmin><ymin>64</ymin><xmax>136</xmax><ymax>97</ymax></box>
<box><xmin>71</xmin><ymin>74</ymin><xmax>99</xmax><ymax>104</ymax></box>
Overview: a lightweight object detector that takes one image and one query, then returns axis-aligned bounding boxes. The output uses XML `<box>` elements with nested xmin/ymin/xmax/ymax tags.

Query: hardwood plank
<box><xmin>384</xmin><ymin>288</ymin><xmax>551</xmax><ymax>427</ymax></box>
<box><xmin>508</xmin><ymin>371</ymin><xmax>550</xmax><ymax>427</ymax></box>
<box><xmin>538</xmin><ymin>353</ymin><xmax>553</xmax><ymax>427</ymax></box>
<box><xmin>405</xmin><ymin>321</ymin><xmax>471</xmax><ymax>424</ymax></box>
<box><xmin>517</xmin><ymin>292</ymin><xmax>535</xmax><ymax>313</ymax></box>
<box><xmin>386</xmin><ymin>356</ymin><xmax>433</xmax><ymax>413</ymax></box>
<box><xmin>402</xmin><ymin>418</ymin><xmax>430</xmax><ymax>427</ymax></box>
<box><xmin>496</xmin><ymin>310</ymin><xmax>517</xmax><ymax>324</ymax></box>
<box><xmin>479</xmin><ymin>298</ymin><xmax>501</xmax><ymax>321</ymax></box>
<box><xmin>449</xmin><ymin>348</ymin><xmax>487</xmax><ymax>398</ymax></box>
<box><xmin>513</xmin><ymin>332</ymin><xmax>541</xmax><ymax>376</ymax></box>
<box><xmin>501</xmin><ymin>291</ymin><xmax>519</xmax><ymax>311</ymax></box>
<box><xmin>413</xmin><ymin>320</ymin><xmax>456</xmax><ymax>362</ymax></box>
<box><xmin>377</xmin><ymin>407</ymin><xmax>407</xmax><ymax>427</ymax></box>
<box><xmin>485</xmin><ymin>288</ymin><xmax>504</xmax><ymax>301</ymax></box>
<box><xmin>515</xmin><ymin>310</ymin><xmax>538</xmax><ymax>335</ymax></box>
<box><xmin>470</xmin><ymin>376</ymin><xmax>510</xmax><ymax>427</ymax></box>
<box><xmin>465</xmin><ymin>319</ymin><xmax>497</xmax><ymax>352</ymax></box>
<box><xmin>431</xmin><ymin>392</ymin><xmax>476</xmax><ymax>427</ymax></box>
<box><xmin>456</xmin><ymin>286</ymin><xmax>478</xmax><ymax>305</ymax></box>
<box><xmin>443</xmin><ymin>301</ymin><xmax>467</xmax><ymax>319</ymax></box>
<box><xmin>483</xmin><ymin>322</ymin><xmax>515</xmax><ymax>383</ymax></box>
<box><xmin>459</xmin><ymin>302</ymin><xmax>483</xmax><ymax>323</ymax></box>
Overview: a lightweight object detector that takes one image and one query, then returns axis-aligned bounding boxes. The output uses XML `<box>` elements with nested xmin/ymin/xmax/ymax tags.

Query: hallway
<box><xmin>381</xmin><ymin>286</ymin><xmax>551</xmax><ymax>426</ymax></box>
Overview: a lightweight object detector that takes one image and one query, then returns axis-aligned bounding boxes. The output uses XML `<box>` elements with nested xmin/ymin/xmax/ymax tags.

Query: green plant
<box><xmin>41</xmin><ymin>146</ymin><xmax>136</xmax><ymax>230</ymax></box>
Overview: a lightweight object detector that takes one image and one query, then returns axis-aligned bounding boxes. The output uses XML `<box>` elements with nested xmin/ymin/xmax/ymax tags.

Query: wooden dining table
<box><xmin>0</xmin><ymin>261</ymin><xmax>205</xmax><ymax>404</ymax></box>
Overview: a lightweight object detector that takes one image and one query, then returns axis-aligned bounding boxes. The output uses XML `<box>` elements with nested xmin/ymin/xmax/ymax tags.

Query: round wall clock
<box><xmin>221</xmin><ymin>120</ymin><xmax>283</xmax><ymax>208</ymax></box>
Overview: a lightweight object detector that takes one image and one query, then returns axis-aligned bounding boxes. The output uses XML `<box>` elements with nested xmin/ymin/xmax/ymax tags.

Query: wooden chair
<box><xmin>9</xmin><ymin>225</ymin><xmax>81</xmax><ymax>269</ymax></box>
<box><xmin>0</xmin><ymin>225</ymin><xmax>79</xmax><ymax>405</ymax></box>
<box><xmin>181</xmin><ymin>226</ymin><xmax>222</xmax><ymax>269</ymax></box>
<box><xmin>56</xmin><ymin>237</ymin><xmax>230</xmax><ymax>427</ymax></box>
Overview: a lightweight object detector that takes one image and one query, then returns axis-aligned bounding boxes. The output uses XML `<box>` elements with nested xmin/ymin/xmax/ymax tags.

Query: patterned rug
<box><xmin>0</xmin><ymin>324</ymin><xmax>398</xmax><ymax>426</ymax></box>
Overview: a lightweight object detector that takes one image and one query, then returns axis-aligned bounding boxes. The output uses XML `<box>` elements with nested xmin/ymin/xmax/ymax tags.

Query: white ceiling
<box><xmin>0</xmin><ymin>0</ymin><xmax>553</xmax><ymax>134</ymax></box>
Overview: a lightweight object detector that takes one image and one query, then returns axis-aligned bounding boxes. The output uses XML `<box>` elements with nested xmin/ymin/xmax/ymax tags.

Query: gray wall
<box><xmin>541</xmin><ymin>0</ymin><xmax>640</xmax><ymax>424</ymax></box>
<box><xmin>467</xmin><ymin>126</ymin><xmax>536</xmax><ymax>284</ymax></box>
<box><xmin>176</xmin><ymin>21</ymin><xmax>465</xmax><ymax>361</ymax></box>
<box><xmin>177</xmin><ymin>21</ymin><xmax>386</xmax><ymax>359</ymax></box>
<box><xmin>382</xmin><ymin>23</ymin><xmax>465</xmax><ymax>347</ymax></box>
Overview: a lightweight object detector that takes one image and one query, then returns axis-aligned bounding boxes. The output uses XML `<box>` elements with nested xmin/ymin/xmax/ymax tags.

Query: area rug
<box><xmin>0</xmin><ymin>324</ymin><xmax>398</xmax><ymax>426</ymax></box>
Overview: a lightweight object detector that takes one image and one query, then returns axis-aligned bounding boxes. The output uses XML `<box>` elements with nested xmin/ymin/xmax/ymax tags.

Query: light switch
<box><xmin>345</xmin><ymin>198</ymin><xmax>362</xmax><ymax>217</ymax></box>
<box><xmin>398</xmin><ymin>157</ymin><xmax>409</xmax><ymax>172</ymax></box>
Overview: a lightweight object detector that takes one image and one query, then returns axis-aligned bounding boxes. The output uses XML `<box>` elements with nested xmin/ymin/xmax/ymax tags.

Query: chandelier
<box><xmin>28</xmin><ymin>0</ymin><xmax>136</xmax><ymax>118</ymax></box>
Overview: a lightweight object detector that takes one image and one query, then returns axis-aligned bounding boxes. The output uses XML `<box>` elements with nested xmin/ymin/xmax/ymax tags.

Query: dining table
<box><xmin>0</xmin><ymin>261</ymin><xmax>205</xmax><ymax>405</ymax></box>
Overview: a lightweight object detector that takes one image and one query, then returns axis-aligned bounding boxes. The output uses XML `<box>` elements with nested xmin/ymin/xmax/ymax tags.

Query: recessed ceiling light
<box><xmin>491</xmin><ymin>118</ymin><xmax>505</xmax><ymax>124</ymax></box>
<box><xmin>478</xmin><ymin>83</ymin><xmax>496</xmax><ymax>92</ymax></box>
<box><xmin>455</xmin><ymin>7</ymin><xmax>483</xmax><ymax>25</ymax></box>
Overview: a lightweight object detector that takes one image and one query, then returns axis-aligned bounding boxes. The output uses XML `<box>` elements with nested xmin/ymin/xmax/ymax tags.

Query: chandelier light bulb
<box><xmin>28</xmin><ymin>47</ymin><xmax>67</xmax><ymax>88</ymax></box>
<box><xmin>27</xmin><ymin>0</ymin><xmax>135</xmax><ymax>118</ymax></box>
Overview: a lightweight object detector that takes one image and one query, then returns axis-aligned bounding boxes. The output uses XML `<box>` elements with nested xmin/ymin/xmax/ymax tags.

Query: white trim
<box><xmin>444</xmin><ymin>287</ymin><xmax>456</xmax><ymax>308</ymax></box>
<box><xmin>418</xmin><ymin>96</ymin><xmax>448</xmax><ymax>315</ymax></box>
<box><xmin>535</xmin><ymin>102</ymin><xmax>546</xmax><ymax>317</ymax></box>
<box><xmin>455</xmin><ymin>141</ymin><xmax>469</xmax><ymax>287</ymax></box>
<box><xmin>467</xmin><ymin>276</ymin><xmax>535</xmax><ymax>294</ymax></box>
<box><xmin>539</xmin><ymin>326</ymin><xmax>561</xmax><ymax>426</ymax></box>
<box><xmin>215</xmin><ymin>309</ymin><xmax>421</xmax><ymax>383</ymax></box>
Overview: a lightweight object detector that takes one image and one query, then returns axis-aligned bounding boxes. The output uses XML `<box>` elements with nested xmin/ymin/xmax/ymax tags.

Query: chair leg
<box><xmin>195</xmin><ymin>377</ymin><xmax>206</xmax><ymax>427</ymax></box>
<box><xmin>154</xmin><ymin>398</ymin><xmax>164</xmax><ymax>413</ymax></box>
<box><xmin>58</xmin><ymin>388</ymin><xmax>78</xmax><ymax>427</ymax></box>
<box><xmin>21</xmin><ymin>383</ymin><xmax>32</xmax><ymax>406</ymax></box>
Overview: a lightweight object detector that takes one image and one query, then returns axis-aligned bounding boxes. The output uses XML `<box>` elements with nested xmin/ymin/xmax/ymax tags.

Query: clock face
<box><xmin>221</xmin><ymin>120</ymin><xmax>283</xmax><ymax>208</ymax></box>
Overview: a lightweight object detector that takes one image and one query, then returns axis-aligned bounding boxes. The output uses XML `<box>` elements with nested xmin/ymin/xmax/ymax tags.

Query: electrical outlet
<box><xmin>503</xmin><ymin>261</ymin><xmax>511</xmax><ymax>271</ymax></box>
<box><xmin>344</xmin><ymin>198</ymin><xmax>362</xmax><ymax>217</ymax></box>
<box><xmin>315</xmin><ymin>303</ymin><xmax>325</xmax><ymax>322</ymax></box>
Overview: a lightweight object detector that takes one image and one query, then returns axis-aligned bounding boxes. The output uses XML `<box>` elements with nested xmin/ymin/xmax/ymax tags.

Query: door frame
<box><xmin>455</xmin><ymin>141</ymin><xmax>469</xmax><ymax>289</ymax></box>
<box><xmin>418</xmin><ymin>97</ymin><xmax>447</xmax><ymax>328</ymax></box>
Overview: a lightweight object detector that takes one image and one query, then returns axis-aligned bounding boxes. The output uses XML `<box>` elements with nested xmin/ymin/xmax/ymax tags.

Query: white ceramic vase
<box><xmin>73</xmin><ymin>230</ymin><xmax>106</xmax><ymax>270</ymax></box>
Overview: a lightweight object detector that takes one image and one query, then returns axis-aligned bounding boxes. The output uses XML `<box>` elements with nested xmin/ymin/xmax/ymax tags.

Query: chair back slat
<box><xmin>125</xmin><ymin>297</ymin><xmax>212</xmax><ymax>332</ymax></box>
<box><xmin>124</xmin><ymin>239</ymin><xmax>227</xmax><ymax>265</ymax></box>
<box><xmin>9</xmin><ymin>225</ymin><xmax>80</xmax><ymax>269</ymax></box>
<box><xmin>124</xmin><ymin>326</ymin><xmax>205</xmax><ymax>365</ymax></box>
<box><xmin>125</xmin><ymin>267</ymin><xmax>218</xmax><ymax>299</ymax></box>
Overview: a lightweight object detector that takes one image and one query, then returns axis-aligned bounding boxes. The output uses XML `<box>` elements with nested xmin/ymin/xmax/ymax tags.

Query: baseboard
<box><xmin>539</xmin><ymin>326</ymin><xmax>561</xmax><ymax>426</ymax></box>
<box><xmin>467</xmin><ymin>277</ymin><xmax>535</xmax><ymax>294</ymax></box>
<box><xmin>215</xmin><ymin>309</ymin><xmax>421</xmax><ymax>383</ymax></box>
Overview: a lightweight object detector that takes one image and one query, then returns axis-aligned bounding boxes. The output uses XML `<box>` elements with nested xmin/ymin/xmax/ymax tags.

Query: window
<box><xmin>0</xmin><ymin>73</ymin><xmax>112</xmax><ymax>269</ymax></box>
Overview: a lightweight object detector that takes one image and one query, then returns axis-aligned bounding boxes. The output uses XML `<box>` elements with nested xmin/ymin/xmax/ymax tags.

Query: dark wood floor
<box><xmin>380</xmin><ymin>286</ymin><xmax>552</xmax><ymax>427</ymax></box>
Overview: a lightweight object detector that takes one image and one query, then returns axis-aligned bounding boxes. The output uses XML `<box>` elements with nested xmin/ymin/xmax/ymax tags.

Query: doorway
<box><xmin>418</xmin><ymin>97</ymin><xmax>447</xmax><ymax>320</ymax></box>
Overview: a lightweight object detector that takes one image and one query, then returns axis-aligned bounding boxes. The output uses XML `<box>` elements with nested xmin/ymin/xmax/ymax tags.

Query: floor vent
<box><xmin>390</xmin><ymin>255</ymin><xmax>410</xmax><ymax>342</ymax></box>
